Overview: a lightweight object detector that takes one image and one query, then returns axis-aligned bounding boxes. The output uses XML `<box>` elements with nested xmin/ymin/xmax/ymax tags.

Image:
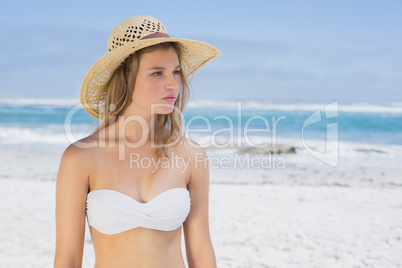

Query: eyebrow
<box><xmin>147</xmin><ymin>65</ymin><xmax>181</xmax><ymax>71</ymax></box>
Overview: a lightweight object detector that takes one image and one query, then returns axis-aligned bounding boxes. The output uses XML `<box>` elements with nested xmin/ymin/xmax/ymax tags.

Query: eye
<box><xmin>152</xmin><ymin>71</ymin><xmax>162</xmax><ymax>76</ymax></box>
<box><xmin>173</xmin><ymin>70</ymin><xmax>181</xmax><ymax>75</ymax></box>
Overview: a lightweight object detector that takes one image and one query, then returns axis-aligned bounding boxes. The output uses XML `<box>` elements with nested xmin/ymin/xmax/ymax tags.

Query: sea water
<box><xmin>1</xmin><ymin>98</ymin><xmax>401</xmax><ymax>168</ymax></box>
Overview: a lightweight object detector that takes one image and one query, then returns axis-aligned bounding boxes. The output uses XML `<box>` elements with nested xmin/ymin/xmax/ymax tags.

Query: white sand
<box><xmin>1</xmin><ymin>147</ymin><xmax>401</xmax><ymax>268</ymax></box>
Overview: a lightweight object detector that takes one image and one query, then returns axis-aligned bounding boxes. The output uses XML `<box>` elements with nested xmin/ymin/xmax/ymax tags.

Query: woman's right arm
<box><xmin>54</xmin><ymin>144</ymin><xmax>90</xmax><ymax>268</ymax></box>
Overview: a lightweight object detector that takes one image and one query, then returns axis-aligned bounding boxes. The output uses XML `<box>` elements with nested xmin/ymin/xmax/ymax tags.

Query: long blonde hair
<box><xmin>96</xmin><ymin>42</ymin><xmax>189</xmax><ymax>161</ymax></box>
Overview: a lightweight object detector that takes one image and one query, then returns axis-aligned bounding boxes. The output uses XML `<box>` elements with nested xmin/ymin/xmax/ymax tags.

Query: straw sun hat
<box><xmin>80</xmin><ymin>15</ymin><xmax>221</xmax><ymax>118</ymax></box>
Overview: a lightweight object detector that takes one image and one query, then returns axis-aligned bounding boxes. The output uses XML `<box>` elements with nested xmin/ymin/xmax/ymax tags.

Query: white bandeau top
<box><xmin>86</xmin><ymin>188</ymin><xmax>191</xmax><ymax>235</ymax></box>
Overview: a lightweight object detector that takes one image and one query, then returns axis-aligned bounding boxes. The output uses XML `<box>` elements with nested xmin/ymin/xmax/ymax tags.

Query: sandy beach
<box><xmin>2</xmin><ymin>0</ymin><xmax>402</xmax><ymax>266</ymax></box>
<box><xmin>1</xmin><ymin>144</ymin><xmax>401</xmax><ymax>268</ymax></box>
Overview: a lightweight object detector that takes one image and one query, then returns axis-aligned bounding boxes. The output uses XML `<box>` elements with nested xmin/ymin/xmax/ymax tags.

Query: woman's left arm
<box><xmin>183</xmin><ymin>140</ymin><xmax>217</xmax><ymax>268</ymax></box>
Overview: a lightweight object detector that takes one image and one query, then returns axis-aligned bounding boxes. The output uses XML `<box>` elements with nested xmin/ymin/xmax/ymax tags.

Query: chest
<box><xmin>88</xmin><ymin>146</ymin><xmax>190</xmax><ymax>202</ymax></box>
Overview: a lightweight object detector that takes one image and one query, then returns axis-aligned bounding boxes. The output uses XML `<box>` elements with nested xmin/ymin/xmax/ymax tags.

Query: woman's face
<box><xmin>131</xmin><ymin>46</ymin><xmax>181</xmax><ymax>115</ymax></box>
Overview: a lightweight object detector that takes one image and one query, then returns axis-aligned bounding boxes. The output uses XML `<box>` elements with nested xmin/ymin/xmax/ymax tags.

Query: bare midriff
<box><xmin>91</xmin><ymin>226</ymin><xmax>186</xmax><ymax>267</ymax></box>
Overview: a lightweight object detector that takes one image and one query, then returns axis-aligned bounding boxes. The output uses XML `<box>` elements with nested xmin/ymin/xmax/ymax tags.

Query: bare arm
<box><xmin>54</xmin><ymin>144</ymin><xmax>90</xmax><ymax>268</ymax></box>
<box><xmin>183</xmin><ymin>140</ymin><xmax>217</xmax><ymax>268</ymax></box>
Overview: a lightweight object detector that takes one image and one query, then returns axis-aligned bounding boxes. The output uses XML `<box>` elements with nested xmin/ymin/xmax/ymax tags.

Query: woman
<box><xmin>54</xmin><ymin>15</ymin><xmax>220</xmax><ymax>267</ymax></box>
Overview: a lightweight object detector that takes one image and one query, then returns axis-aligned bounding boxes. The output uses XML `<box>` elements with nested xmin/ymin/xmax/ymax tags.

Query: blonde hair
<box><xmin>95</xmin><ymin>42</ymin><xmax>189</xmax><ymax>161</ymax></box>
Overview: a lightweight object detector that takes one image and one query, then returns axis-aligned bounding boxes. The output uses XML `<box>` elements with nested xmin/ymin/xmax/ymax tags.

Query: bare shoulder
<box><xmin>181</xmin><ymin>137</ymin><xmax>207</xmax><ymax>157</ymax></box>
<box><xmin>61</xmin><ymin>135</ymin><xmax>96</xmax><ymax>160</ymax></box>
<box><xmin>180</xmin><ymin>137</ymin><xmax>209</xmax><ymax>181</ymax></box>
<box><xmin>181</xmin><ymin>137</ymin><xmax>208</xmax><ymax>165</ymax></box>
<box><xmin>58</xmin><ymin>135</ymin><xmax>98</xmax><ymax>179</ymax></box>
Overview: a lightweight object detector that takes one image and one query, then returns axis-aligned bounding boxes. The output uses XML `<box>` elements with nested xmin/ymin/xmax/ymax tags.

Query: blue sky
<box><xmin>0</xmin><ymin>0</ymin><xmax>401</xmax><ymax>103</ymax></box>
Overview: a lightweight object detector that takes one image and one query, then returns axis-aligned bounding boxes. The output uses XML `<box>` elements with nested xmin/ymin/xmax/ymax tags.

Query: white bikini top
<box><xmin>86</xmin><ymin>188</ymin><xmax>191</xmax><ymax>235</ymax></box>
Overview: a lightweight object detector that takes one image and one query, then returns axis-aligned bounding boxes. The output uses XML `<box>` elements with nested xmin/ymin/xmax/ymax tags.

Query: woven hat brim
<box><xmin>80</xmin><ymin>38</ymin><xmax>221</xmax><ymax>118</ymax></box>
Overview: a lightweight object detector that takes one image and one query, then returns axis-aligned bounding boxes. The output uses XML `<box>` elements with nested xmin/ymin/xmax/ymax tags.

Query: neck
<box><xmin>99</xmin><ymin>108</ymin><xmax>161</xmax><ymax>147</ymax></box>
<box><xmin>118</xmin><ymin>112</ymin><xmax>159</xmax><ymax>144</ymax></box>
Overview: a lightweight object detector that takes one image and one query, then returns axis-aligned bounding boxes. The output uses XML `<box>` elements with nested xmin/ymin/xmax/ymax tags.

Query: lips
<box><xmin>162</xmin><ymin>94</ymin><xmax>177</xmax><ymax>103</ymax></box>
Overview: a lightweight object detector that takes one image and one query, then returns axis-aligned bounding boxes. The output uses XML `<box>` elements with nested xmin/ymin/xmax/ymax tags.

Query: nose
<box><xmin>165</xmin><ymin>73</ymin><xmax>180</xmax><ymax>91</ymax></box>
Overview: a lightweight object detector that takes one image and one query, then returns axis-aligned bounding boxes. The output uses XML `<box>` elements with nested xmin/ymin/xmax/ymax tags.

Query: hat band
<box><xmin>140</xmin><ymin>32</ymin><xmax>170</xmax><ymax>40</ymax></box>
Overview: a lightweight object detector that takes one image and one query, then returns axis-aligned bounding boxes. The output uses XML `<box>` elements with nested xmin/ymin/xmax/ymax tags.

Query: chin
<box><xmin>153</xmin><ymin>105</ymin><xmax>176</xmax><ymax>115</ymax></box>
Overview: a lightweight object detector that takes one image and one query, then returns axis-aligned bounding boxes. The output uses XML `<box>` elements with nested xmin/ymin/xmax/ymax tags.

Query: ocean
<box><xmin>1</xmin><ymin>98</ymin><xmax>401</xmax><ymax>168</ymax></box>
